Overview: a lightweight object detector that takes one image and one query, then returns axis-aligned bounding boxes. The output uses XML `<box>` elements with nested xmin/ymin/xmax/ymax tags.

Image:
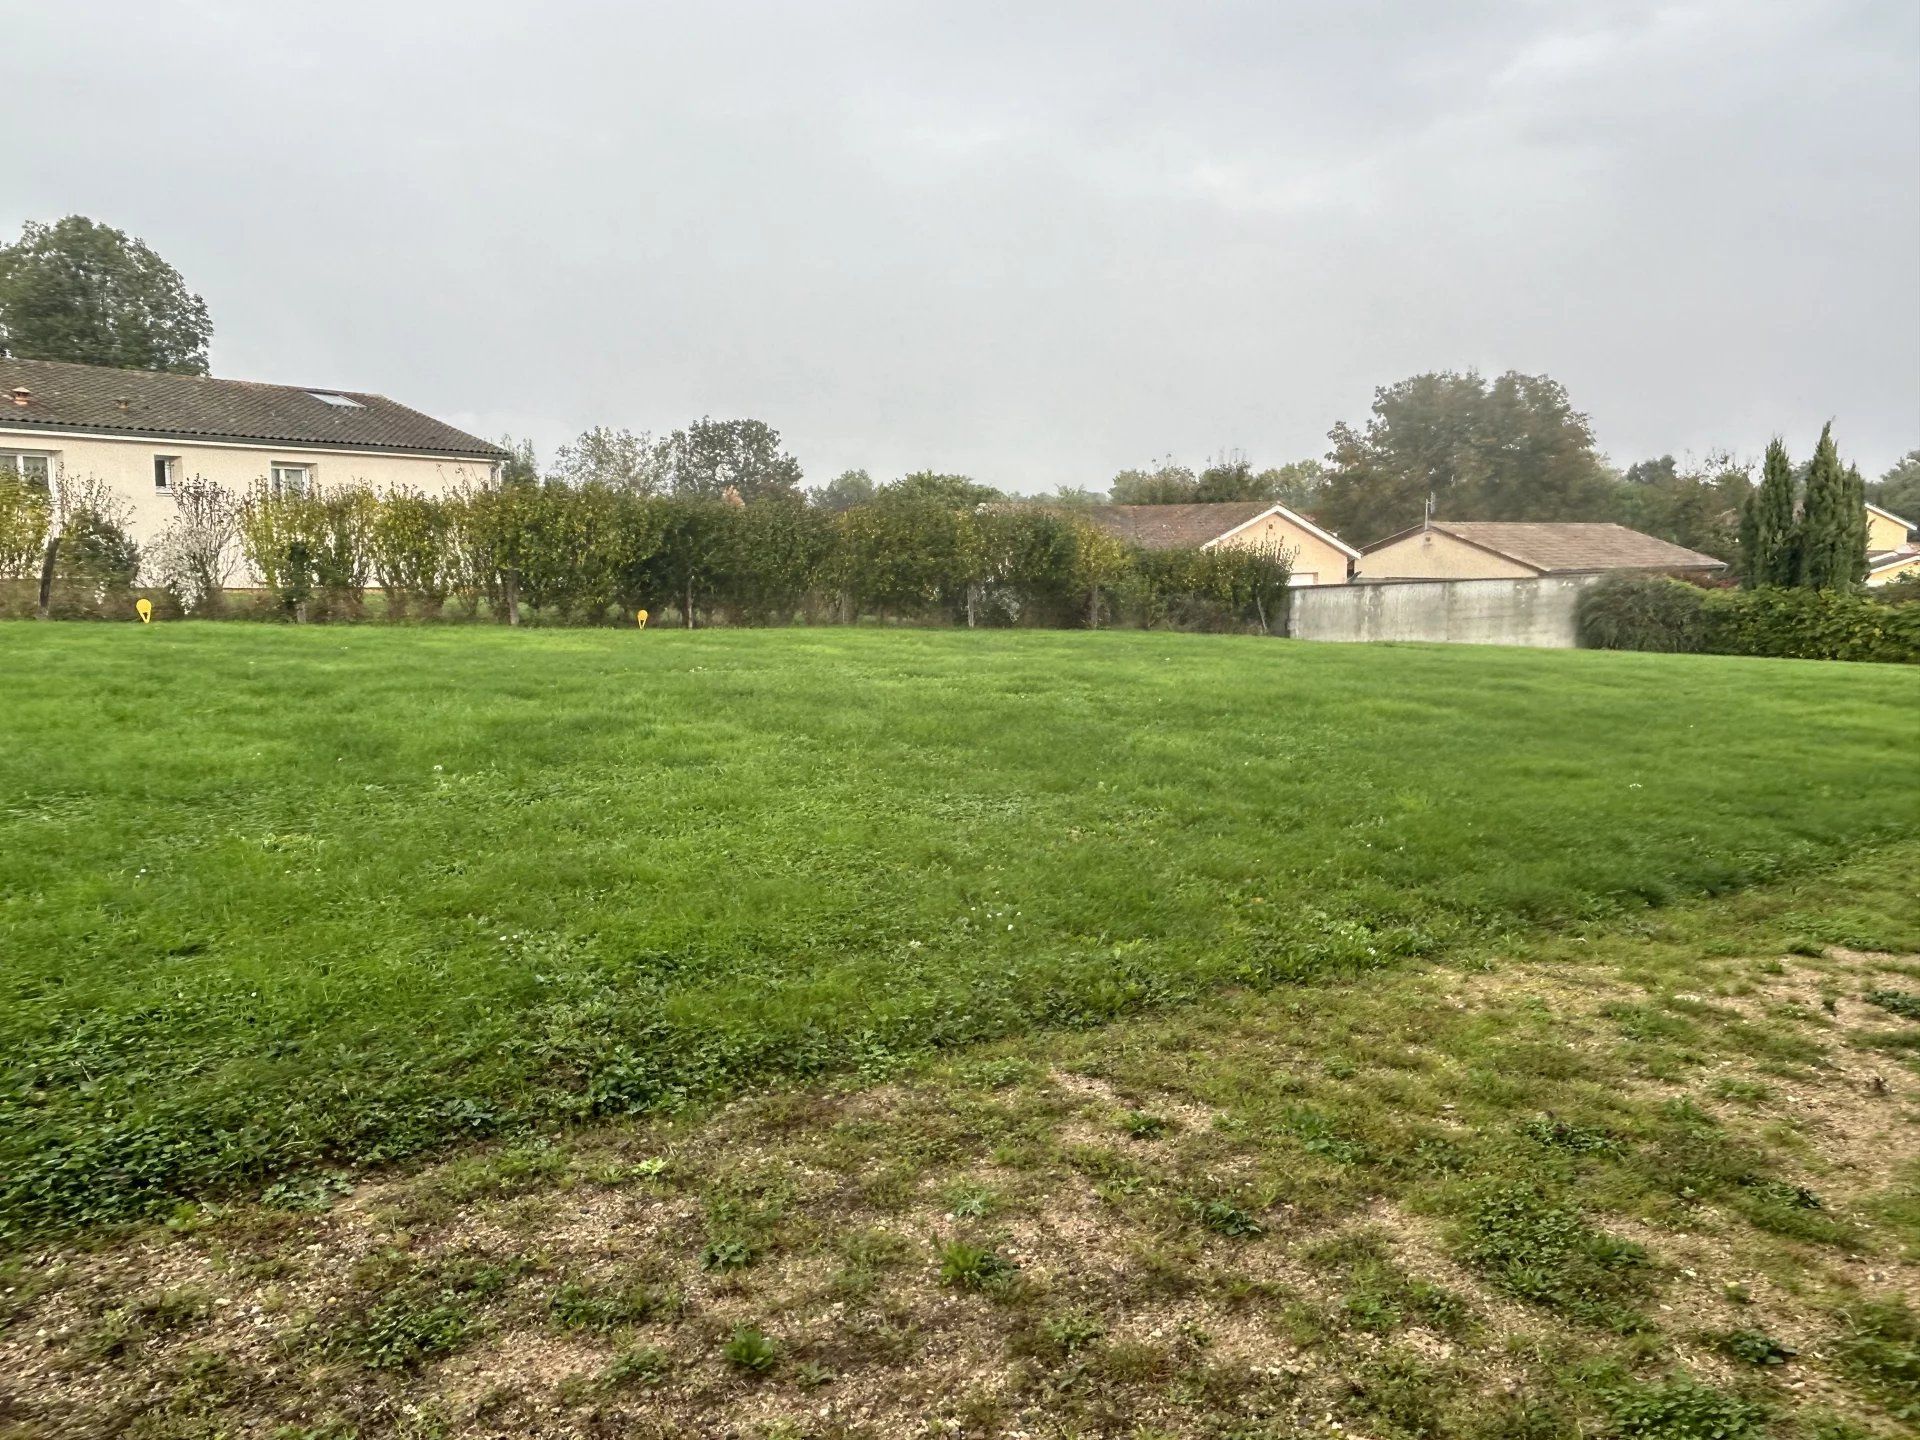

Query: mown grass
<box><xmin>1</xmin><ymin>623</ymin><xmax>1915</xmax><ymax>1240</ymax></box>
<box><xmin>3</xmin><ymin>838</ymin><xmax>1915</xmax><ymax>1438</ymax></box>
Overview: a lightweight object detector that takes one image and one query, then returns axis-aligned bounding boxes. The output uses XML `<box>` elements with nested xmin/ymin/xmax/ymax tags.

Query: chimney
<box><xmin>117</xmin><ymin>396</ymin><xmax>130</xmax><ymax>413</ymax></box>
<box><xmin>9</xmin><ymin>387</ymin><xmax>28</xmax><ymax>408</ymax></box>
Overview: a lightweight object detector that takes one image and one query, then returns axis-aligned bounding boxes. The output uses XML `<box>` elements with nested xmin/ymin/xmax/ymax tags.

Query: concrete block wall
<box><xmin>1285</xmin><ymin>575</ymin><xmax>1601</xmax><ymax>648</ymax></box>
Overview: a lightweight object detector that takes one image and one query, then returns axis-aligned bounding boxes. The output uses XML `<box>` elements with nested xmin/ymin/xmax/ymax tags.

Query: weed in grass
<box><xmin>1709</xmin><ymin>1078</ymin><xmax>1773</xmax><ymax>1105</ymax></box>
<box><xmin>548</xmin><ymin>1280</ymin><xmax>664</xmax><ymax>1332</ymax></box>
<box><xmin>943</xmin><ymin>1182</ymin><xmax>996</xmax><ymax>1218</ymax></box>
<box><xmin>1709</xmin><ymin>1328</ymin><xmax>1795</xmax><ymax>1366</ymax></box>
<box><xmin>1344</xmin><ymin>1348</ymin><xmax>1457</xmax><ymax>1438</ymax></box>
<box><xmin>700</xmin><ymin>1237</ymin><xmax>756</xmax><ymax>1272</ymax></box>
<box><xmin>1456</xmin><ymin>1183</ymin><xmax>1650</xmax><ymax>1329</ymax></box>
<box><xmin>1521</xmin><ymin>1116</ymin><xmax>1624</xmax><ymax>1158</ymax></box>
<box><xmin>1342</xmin><ymin>1268</ymin><xmax>1472</xmax><ymax>1337</ymax></box>
<box><xmin>937</xmin><ymin>1240</ymin><xmax>1019</xmax><ymax>1292</ymax></box>
<box><xmin>1184</xmin><ymin>1197</ymin><xmax>1265</xmax><ymax>1238</ymax></box>
<box><xmin>315</xmin><ymin>1255</ymin><xmax>511</xmax><ymax>1370</ymax></box>
<box><xmin>793</xmin><ymin>1360</ymin><xmax>835</xmax><ymax>1389</ymax></box>
<box><xmin>1277</xmin><ymin>1105</ymin><xmax>1373</xmax><ymax>1165</ymax></box>
<box><xmin>1122</xmin><ymin>1110</ymin><xmax>1172</xmax><ymax>1139</ymax></box>
<box><xmin>1039</xmin><ymin>1309</ymin><xmax>1107</xmax><ymax>1355</ymax></box>
<box><xmin>1865</xmin><ymin>989</ymin><xmax>1920</xmax><ymax>1021</ymax></box>
<box><xmin>722</xmin><ymin>1325</ymin><xmax>779</xmax><ymax>1375</ymax></box>
<box><xmin>1599</xmin><ymin>1375</ymin><xmax>1769</xmax><ymax>1440</ymax></box>
<box><xmin>336</xmin><ymin>1293</ymin><xmax>479</xmax><ymax>1371</ymax></box>
<box><xmin>600</xmin><ymin>1346</ymin><xmax>670</xmax><ymax>1391</ymax></box>
<box><xmin>259</xmin><ymin>1172</ymin><xmax>353</xmax><ymax>1212</ymax></box>
<box><xmin>1828</xmin><ymin>1298</ymin><xmax>1920</xmax><ymax>1424</ymax></box>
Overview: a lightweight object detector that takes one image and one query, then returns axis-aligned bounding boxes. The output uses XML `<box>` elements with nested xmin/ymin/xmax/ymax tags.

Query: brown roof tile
<box><xmin>0</xmin><ymin>356</ymin><xmax>505</xmax><ymax>458</ymax></box>
<box><xmin>1081</xmin><ymin>501</ymin><xmax>1286</xmax><ymax>550</ymax></box>
<box><xmin>1369</xmin><ymin>520</ymin><xmax>1726</xmax><ymax>573</ymax></box>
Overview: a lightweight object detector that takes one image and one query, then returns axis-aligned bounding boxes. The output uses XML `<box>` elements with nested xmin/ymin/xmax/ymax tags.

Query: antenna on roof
<box><xmin>1424</xmin><ymin>491</ymin><xmax>1434</xmax><ymax>529</ymax></box>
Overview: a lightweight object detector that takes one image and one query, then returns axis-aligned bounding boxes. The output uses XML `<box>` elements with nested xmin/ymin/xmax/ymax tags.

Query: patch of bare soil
<box><xmin>3</xmin><ymin>941</ymin><xmax>1917</xmax><ymax>1438</ymax></box>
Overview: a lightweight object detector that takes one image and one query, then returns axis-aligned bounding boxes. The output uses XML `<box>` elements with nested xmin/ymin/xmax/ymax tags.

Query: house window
<box><xmin>0</xmin><ymin>450</ymin><xmax>53</xmax><ymax>491</ymax></box>
<box><xmin>270</xmin><ymin>463</ymin><xmax>312</xmax><ymax>496</ymax></box>
<box><xmin>154</xmin><ymin>455</ymin><xmax>179</xmax><ymax>492</ymax></box>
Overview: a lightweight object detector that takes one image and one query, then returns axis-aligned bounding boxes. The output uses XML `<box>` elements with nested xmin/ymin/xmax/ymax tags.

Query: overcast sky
<box><xmin>11</xmin><ymin>1</ymin><xmax>1918</xmax><ymax>487</ymax></box>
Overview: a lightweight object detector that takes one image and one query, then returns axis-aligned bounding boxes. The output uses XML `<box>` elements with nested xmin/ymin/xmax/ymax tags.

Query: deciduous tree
<box><xmin>1317</xmin><ymin>371</ymin><xmax>1614</xmax><ymax>546</ymax></box>
<box><xmin>0</xmin><ymin>216</ymin><xmax>211</xmax><ymax>374</ymax></box>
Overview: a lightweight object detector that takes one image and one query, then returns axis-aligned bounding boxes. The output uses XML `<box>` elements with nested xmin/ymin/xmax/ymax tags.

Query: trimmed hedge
<box><xmin>1578</xmin><ymin>575</ymin><xmax>1918</xmax><ymax>664</ymax></box>
<box><xmin>1702</xmin><ymin>586</ymin><xmax>1920</xmax><ymax>663</ymax></box>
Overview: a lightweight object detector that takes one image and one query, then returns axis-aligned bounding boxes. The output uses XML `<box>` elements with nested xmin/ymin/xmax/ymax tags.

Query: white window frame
<box><xmin>0</xmin><ymin>448</ymin><xmax>55</xmax><ymax>490</ymax></box>
<box><xmin>270</xmin><ymin>462</ymin><xmax>313</xmax><ymax>497</ymax></box>
<box><xmin>154</xmin><ymin>454</ymin><xmax>180</xmax><ymax>493</ymax></box>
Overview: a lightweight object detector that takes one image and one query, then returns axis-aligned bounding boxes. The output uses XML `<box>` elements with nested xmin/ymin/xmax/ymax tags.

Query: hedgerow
<box><xmin>1578</xmin><ymin>574</ymin><xmax>1917</xmax><ymax>663</ymax></box>
<box><xmin>29</xmin><ymin>480</ymin><xmax>1295</xmax><ymax>632</ymax></box>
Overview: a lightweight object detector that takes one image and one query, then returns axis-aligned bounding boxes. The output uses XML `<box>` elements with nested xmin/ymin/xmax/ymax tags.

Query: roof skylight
<box><xmin>308</xmin><ymin>391</ymin><xmax>365</xmax><ymax>408</ymax></box>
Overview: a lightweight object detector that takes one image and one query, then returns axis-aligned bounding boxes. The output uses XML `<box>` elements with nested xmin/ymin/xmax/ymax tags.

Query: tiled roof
<box><xmin>1369</xmin><ymin>520</ymin><xmax>1726</xmax><ymax>573</ymax></box>
<box><xmin>1081</xmin><ymin>501</ymin><xmax>1287</xmax><ymax>550</ymax></box>
<box><xmin>0</xmin><ymin>356</ymin><xmax>505</xmax><ymax>458</ymax></box>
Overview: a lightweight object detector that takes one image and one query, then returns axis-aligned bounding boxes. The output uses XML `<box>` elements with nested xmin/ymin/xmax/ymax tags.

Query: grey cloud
<box><xmin>12</xmin><ymin>1</ymin><xmax>1918</xmax><ymax>486</ymax></box>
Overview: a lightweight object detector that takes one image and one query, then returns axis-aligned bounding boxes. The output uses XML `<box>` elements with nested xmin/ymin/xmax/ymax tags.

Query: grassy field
<box><xmin>1</xmin><ymin>625</ymin><xmax>1916</xmax><ymax>1246</ymax></box>
<box><xmin>3</xmin><ymin>823</ymin><xmax>1916</xmax><ymax>1437</ymax></box>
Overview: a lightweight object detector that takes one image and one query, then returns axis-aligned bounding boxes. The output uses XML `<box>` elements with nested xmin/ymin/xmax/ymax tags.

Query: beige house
<box><xmin>1080</xmin><ymin>501</ymin><xmax>1360</xmax><ymax>585</ymax></box>
<box><xmin>0</xmin><ymin>357</ymin><xmax>505</xmax><ymax>576</ymax></box>
<box><xmin>1865</xmin><ymin>501</ymin><xmax>1918</xmax><ymax>588</ymax></box>
<box><xmin>1355</xmin><ymin>520</ymin><xmax>1726</xmax><ymax>583</ymax></box>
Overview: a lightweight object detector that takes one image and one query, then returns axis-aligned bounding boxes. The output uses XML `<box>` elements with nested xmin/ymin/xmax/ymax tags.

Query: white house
<box><xmin>0</xmin><ymin>356</ymin><xmax>505</xmax><ymax>573</ymax></box>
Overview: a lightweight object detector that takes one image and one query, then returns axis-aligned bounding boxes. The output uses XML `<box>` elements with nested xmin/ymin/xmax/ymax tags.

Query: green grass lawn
<box><xmin>1</xmin><ymin>624</ymin><xmax>1915</xmax><ymax>1240</ymax></box>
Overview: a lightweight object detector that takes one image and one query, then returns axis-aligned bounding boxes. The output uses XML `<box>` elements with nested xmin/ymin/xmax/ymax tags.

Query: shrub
<box><xmin>1577</xmin><ymin>575</ymin><xmax>1708</xmax><ymax>652</ymax></box>
<box><xmin>153</xmin><ymin>479</ymin><xmax>241</xmax><ymax>615</ymax></box>
<box><xmin>238</xmin><ymin>482</ymin><xmax>323</xmax><ymax>619</ymax></box>
<box><xmin>310</xmin><ymin>484</ymin><xmax>376</xmax><ymax>617</ymax></box>
<box><xmin>0</xmin><ymin>473</ymin><xmax>51</xmax><ymax>581</ymax></box>
<box><xmin>369</xmin><ymin>487</ymin><xmax>455</xmax><ymax>619</ymax></box>
<box><xmin>1581</xmin><ymin>575</ymin><xmax>1918</xmax><ymax>664</ymax></box>
<box><xmin>1701</xmin><ymin>587</ymin><xmax>1918</xmax><ymax>663</ymax></box>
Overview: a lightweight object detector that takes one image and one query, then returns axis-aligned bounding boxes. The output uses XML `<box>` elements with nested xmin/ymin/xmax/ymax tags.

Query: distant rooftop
<box><xmin>0</xmin><ymin>356</ymin><xmax>505</xmax><ymax>459</ymax></box>
<box><xmin>1366</xmin><ymin>520</ymin><xmax>1726</xmax><ymax>574</ymax></box>
<box><xmin>1080</xmin><ymin>500</ymin><xmax>1357</xmax><ymax>555</ymax></box>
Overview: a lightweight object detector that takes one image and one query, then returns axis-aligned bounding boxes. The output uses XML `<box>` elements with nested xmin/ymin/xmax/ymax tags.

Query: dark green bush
<box><xmin>1701</xmin><ymin>587</ymin><xmax>1919</xmax><ymax>663</ymax></box>
<box><xmin>1577</xmin><ymin>576</ymin><xmax>1708</xmax><ymax>652</ymax></box>
<box><xmin>1580</xmin><ymin>575</ymin><xmax>1917</xmax><ymax>664</ymax></box>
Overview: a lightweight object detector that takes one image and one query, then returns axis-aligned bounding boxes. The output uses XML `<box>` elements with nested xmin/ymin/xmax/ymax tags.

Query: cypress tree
<box><xmin>1797</xmin><ymin>423</ymin><xmax>1847</xmax><ymax>591</ymax></box>
<box><xmin>1843</xmin><ymin>464</ymin><xmax>1869</xmax><ymax>586</ymax></box>
<box><xmin>1736</xmin><ymin>487</ymin><xmax>1761</xmax><ymax>586</ymax></box>
<box><xmin>1752</xmin><ymin>438</ymin><xmax>1797</xmax><ymax>588</ymax></box>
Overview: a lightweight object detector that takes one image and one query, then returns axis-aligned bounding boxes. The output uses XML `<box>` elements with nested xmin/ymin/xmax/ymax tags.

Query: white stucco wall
<box><xmin>1204</xmin><ymin>511</ymin><xmax>1355</xmax><ymax>585</ymax></box>
<box><xmin>0</xmin><ymin>425</ymin><xmax>496</xmax><ymax>582</ymax></box>
<box><xmin>1353</xmin><ymin>529</ymin><xmax>1538</xmax><ymax>582</ymax></box>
